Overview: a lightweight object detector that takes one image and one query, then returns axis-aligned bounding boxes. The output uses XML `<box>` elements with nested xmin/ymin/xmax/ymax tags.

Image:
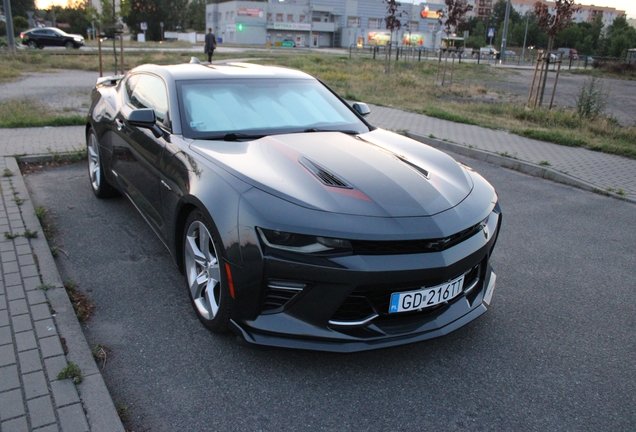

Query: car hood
<box><xmin>190</xmin><ymin>128</ymin><xmax>473</xmax><ymax>217</ymax></box>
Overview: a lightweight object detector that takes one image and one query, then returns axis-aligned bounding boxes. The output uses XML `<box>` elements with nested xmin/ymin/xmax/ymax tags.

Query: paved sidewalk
<box><xmin>0</xmin><ymin>157</ymin><xmax>123</xmax><ymax>431</ymax></box>
<box><xmin>0</xmin><ymin>103</ymin><xmax>634</xmax><ymax>430</ymax></box>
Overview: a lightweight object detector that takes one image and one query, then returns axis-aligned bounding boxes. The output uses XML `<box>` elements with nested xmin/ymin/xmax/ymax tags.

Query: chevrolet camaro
<box><xmin>86</xmin><ymin>61</ymin><xmax>501</xmax><ymax>352</ymax></box>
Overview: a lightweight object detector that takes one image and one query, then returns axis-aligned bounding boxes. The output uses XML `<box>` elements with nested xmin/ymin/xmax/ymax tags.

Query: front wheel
<box><xmin>183</xmin><ymin>210</ymin><xmax>233</xmax><ymax>332</ymax></box>
<box><xmin>65</xmin><ymin>41</ymin><xmax>74</xmax><ymax>49</ymax></box>
<box><xmin>87</xmin><ymin>129</ymin><xmax>117</xmax><ymax>198</ymax></box>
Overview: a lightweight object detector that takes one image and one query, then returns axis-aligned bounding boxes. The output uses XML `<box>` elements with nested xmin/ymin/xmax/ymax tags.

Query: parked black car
<box><xmin>86</xmin><ymin>61</ymin><xmax>502</xmax><ymax>352</ymax></box>
<box><xmin>20</xmin><ymin>27</ymin><xmax>84</xmax><ymax>49</ymax></box>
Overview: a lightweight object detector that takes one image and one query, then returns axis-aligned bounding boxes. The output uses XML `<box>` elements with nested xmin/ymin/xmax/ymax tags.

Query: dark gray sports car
<box><xmin>86</xmin><ymin>61</ymin><xmax>501</xmax><ymax>352</ymax></box>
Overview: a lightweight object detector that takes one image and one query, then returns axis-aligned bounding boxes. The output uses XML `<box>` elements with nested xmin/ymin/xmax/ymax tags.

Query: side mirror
<box><xmin>126</xmin><ymin>108</ymin><xmax>165</xmax><ymax>139</ymax></box>
<box><xmin>352</xmin><ymin>102</ymin><xmax>370</xmax><ymax>117</ymax></box>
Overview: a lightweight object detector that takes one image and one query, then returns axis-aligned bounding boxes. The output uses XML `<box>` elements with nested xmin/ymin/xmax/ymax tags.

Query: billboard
<box><xmin>403</xmin><ymin>34</ymin><xmax>424</xmax><ymax>46</ymax></box>
<box><xmin>367</xmin><ymin>32</ymin><xmax>391</xmax><ymax>46</ymax></box>
<box><xmin>238</xmin><ymin>8</ymin><xmax>263</xmax><ymax>18</ymax></box>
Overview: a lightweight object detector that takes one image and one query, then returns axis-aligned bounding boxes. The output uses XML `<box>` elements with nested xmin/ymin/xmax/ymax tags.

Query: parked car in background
<box><xmin>557</xmin><ymin>47</ymin><xmax>578</xmax><ymax>60</ymax></box>
<box><xmin>20</xmin><ymin>27</ymin><xmax>84</xmax><ymax>49</ymax></box>
<box><xmin>480</xmin><ymin>46</ymin><xmax>499</xmax><ymax>59</ymax></box>
<box><xmin>504</xmin><ymin>50</ymin><xmax>516</xmax><ymax>57</ymax></box>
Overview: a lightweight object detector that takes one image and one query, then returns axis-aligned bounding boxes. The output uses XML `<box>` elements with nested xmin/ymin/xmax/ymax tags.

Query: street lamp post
<box><xmin>520</xmin><ymin>11</ymin><xmax>530</xmax><ymax>64</ymax></box>
<box><xmin>500</xmin><ymin>0</ymin><xmax>512</xmax><ymax>63</ymax></box>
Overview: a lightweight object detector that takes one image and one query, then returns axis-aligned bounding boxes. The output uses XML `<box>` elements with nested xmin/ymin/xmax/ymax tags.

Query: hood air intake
<box><xmin>299</xmin><ymin>156</ymin><xmax>352</xmax><ymax>189</ymax></box>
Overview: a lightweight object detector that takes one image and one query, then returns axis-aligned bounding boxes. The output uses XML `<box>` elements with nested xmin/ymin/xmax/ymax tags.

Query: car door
<box><xmin>110</xmin><ymin>73</ymin><xmax>170</xmax><ymax>240</ymax></box>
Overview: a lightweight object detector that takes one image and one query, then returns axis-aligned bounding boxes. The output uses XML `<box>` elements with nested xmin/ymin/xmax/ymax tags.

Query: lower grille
<box><xmin>262</xmin><ymin>280</ymin><xmax>306</xmax><ymax>312</ymax></box>
<box><xmin>329</xmin><ymin>264</ymin><xmax>482</xmax><ymax>325</ymax></box>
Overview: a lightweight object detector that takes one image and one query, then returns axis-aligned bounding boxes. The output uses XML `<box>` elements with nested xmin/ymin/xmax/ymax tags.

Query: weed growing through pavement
<box><xmin>37</xmin><ymin>283</ymin><xmax>55</xmax><ymax>291</ymax></box>
<box><xmin>57</xmin><ymin>361</ymin><xmax>83</xmax><ymax>384</ymax></box>
<box><xmin>23</xmin><ymin>228</ymin><xmax>38</xmax><ymax>239</ymax></box>
<box><xmin>4</xmin><ymin>232</ymin><xmax>19</xmax><ymax>239</ymax></box>
<box><xmin>50</xmin><ymin>246</ymin><xmax>59</xmax><ymax>257</ymax></box>
<box><xmin>3</xmin><ymin>168</ymin><xmax>13</xmax><ymax>177</ymax></box>
<box><xmin>92</xmin><ymin>344</ymin><xmax>110</xmax><ymax>369</ymax></box>
<box><xmin>64</xmin><ymin>279</ymin><xmax>95</xmax><ymax>322</ymax></box>
<box><xmin>539</xmin><ymin>160</ymin><xmax>551</xmax><ymax>166</ymax></box>
<box><xmin>116</xmin><ymin>401</ymin><xmax>130</xmax><ymax>423</ymax></box>
<box><xmin>616</xmin><ymin>189</ymin><xmax>626</xmax><ymax>197</ymax></box>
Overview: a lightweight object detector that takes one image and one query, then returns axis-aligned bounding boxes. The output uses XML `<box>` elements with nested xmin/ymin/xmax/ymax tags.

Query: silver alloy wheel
<box><xmin>87</xmin><ymin>132</ymin><xmax>101</xmax><ymax>191</ymax></box>
<box><xmin>185</xmin><ymin>220</ymin><xmax>221</xmax><ymax>320</ymax></box>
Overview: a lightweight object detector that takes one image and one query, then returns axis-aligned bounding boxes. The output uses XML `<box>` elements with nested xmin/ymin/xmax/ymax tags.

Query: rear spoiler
<box><xmin>95</xmin><ymin>75</ymin><xmax>124</xmax><ymax>87</ymax></box>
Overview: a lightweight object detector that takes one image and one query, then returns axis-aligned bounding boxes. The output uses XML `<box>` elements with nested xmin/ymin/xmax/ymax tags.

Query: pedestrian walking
<box><xmin>204</xmin><ymin>28</ymin><xmax>217</xmax><ymax>64</ymax></box>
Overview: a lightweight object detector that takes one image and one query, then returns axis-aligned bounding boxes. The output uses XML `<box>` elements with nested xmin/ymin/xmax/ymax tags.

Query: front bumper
<box><xmin>230</xmin><ymin>267</ymin><xmax>496</xmax><ymax>353</ymax></box>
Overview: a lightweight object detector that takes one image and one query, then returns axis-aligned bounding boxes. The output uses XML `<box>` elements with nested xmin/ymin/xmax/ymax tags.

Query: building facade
<box><xmin>205</xmin><ymin>0</ymin><xmax>447</xmax><ymax>49</ymax></box>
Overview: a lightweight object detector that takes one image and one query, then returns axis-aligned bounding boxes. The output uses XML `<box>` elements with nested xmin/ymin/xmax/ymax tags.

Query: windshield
<box><xmin>177</xmin><ymin>78</ymin><xmax>370</xmax><ymax>139</ymax></box>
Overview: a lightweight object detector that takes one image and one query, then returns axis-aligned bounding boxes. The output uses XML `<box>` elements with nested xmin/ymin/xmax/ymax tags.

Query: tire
<box><xmin>87</xmin><ymin>129</ymin><xmax>117</xmax><ymax>198</ymax></box>
<box><xmin>65</xmin><ymin>41</ymin><xmax>74</xmax><ymax>49</ymax></box>
<box><xmin>183</xmin><ymin>210</ymin><xmax>233</xmax><ymax>332</ymax></box>
<box><xmin>27</xmin><ymin>40</ymin><xmax>37</xmax><ymax>49</ymax></box>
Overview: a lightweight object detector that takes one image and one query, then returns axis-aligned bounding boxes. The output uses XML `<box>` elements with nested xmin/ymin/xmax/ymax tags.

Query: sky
<box><xmin>34</xmin><ymin>0</ymin><xmax>636</xmax><ymax>19</ymax></box>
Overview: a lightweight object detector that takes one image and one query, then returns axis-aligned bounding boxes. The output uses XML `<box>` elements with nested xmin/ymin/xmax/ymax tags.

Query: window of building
<box><xmin>347</xmin><ymin>16</ymin><xmax>360</xmax><ymax>27</ymax></box>
<box><xmin>287</xmin><ymin>14</ymin><xmax>294</xmax><ymax>22</ymax></box>
<box><xmin>267</xmin><ymin>13</ymin><xmax>272</xmax><ymax>22</ymax></box>
<box><xmin>230</xmin><ymin>11</ymin><xmax>234</xmax><ymax>20</ymax></box>
<box><xmin>276</xmin><ymin>13</ymin><xmax>283</xmax><ymax>22</ymax></box>
<box><xmin>408</xmin><ymin>21</ymin><xmax>418</xmax><ymax>32</ymax></box>
<box><xmin>300</xmin><ymin>14</ymin><xmax>306</xmax><ymax>22</ymax></box>
<box><xmin>368</xmin><ymin>18</ymin><xmax>379</xmax><ymax>29</ymax></box>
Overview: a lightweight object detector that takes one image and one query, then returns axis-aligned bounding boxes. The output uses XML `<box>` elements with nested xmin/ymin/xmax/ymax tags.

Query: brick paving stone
<box><xmin>51</xmin><ymin>379</ymin><xmax>80</xmax><ymax>408</ymax></box>
<box><xmin>0</xmin><ymin>251</ymin><xmax>17</xmax><ymax>262</ymax></box>
<box><xmin>0</xmin><ymin>343</ymin><xmax>16</xmax><ymax>367</ymax></box>
<box><xmin>8</xmin><ymin>299</ymin><xmax>28</xmax><ymax>317</ymax></box>
<box><xmin>17</xmin><ymin>254</ymin><xmax>35</xmax><ymax>267</ymax></box>
<box><xmin>58</xmin><ymin>404</ymin><xmax>90</xmax><ymax>432</ymax></box>
<box><xmin>4</xmin><ymin>273</ymin><xmax>22</xmax><ymax>288</ymax></box>
<box><xmin>27</xmin><ymin>289</ymin><xmax>47</xmax><ymax>306</ymax></box>
<box><xmin>43</xmin><ymin>356</ymin><xmax>67</xmax><ymax>381</ymax></box>
<box><xmin>11</xmin><ymin>314</ymin><xmax>32</xmax><ymax>333</ymax></box>
<box><xmin>0</xmin><ymin>309</ymin><xmax>9</xmax><ymax>326</ymax></box>
<box><xmin>23</xmin><ymin>276</ymin><xmax>41</xmax><ymax>291</ymax></box>
<box><xmin>22</xmin><ymin>370</ymin><xmax>49</xmax><ymax>400</ymax></box>
<box><xmin>30</xmin><ymin>304</ymin><xmax>51</xmax><ymax>321</ymax></box>
<box><xmin>32</xmin><ymin>425</ymin><xmax>60</xmax><ymax>432</ymax></box>
<box><xmin>27</xmin><ymin>395</ymin><xmax>56</xmax><ymax>428</ymax></box>
<box><xmin>0</xmin><ymin>364</ymin><xmax>20</xmax><ymax>391</ymax></box>
<box><xmin>0</xmin><ymin>242</ymin><xmax>14</xmax><ymax>252</ymax></box>
<box><xmin>2</xmin><ymin>261</ymin><xmax>19</xmax><ymax>274</ymax></box>
<box><xmin>13</xmin><ymin>238</ymin><xmax>28</xmax><ymax>247</ymax></box>
<box><xmin>40</xmin><ymin>336</ymin><xmax>64</xmax><ymax>359</ymax></box>
<box><xmin>6</xmin><ymin>285</ymin><xmax>25</xmax><ymax>302</ymax></box>
<box><xmin>0</xmin><ymin>326</ymin><xmax>11</xmax><ymax>345</ymax></box>
<box><xmin>34</xmin><ymin>318</ymin><xmax>56</xmax><ymax>339</ymax></box>
<box><xmin>1</xmin><ymin>416</ymin><xmax>29</xmax><ymax>432</ymax></box>
<box><xmin>15</xmin><ymin>330</ymin><xmax>37</xmax><ymax>352</ymax></box>
<box><xmin>18</xmin><ymin>349</ymin><xmax>43</xmax><ymax>374</ymax></box>
<box><xmin>20</xmin><ymin>265</ymin><xmax>38</xmax><ymax>279</ymax></box>
<box><xmin>0</xmin><ymin>388</ymin><xmax>25</xmax><ymax>420</ymax></box>
<box><xmin>0</xmin><ymin>294</ymin><xmax>6</xmax><ymax>310</ymax></box>
<box><xmin>14</xmin><ymin>245</ymin><xmax>30</xmax><ymax>256</ymax></box>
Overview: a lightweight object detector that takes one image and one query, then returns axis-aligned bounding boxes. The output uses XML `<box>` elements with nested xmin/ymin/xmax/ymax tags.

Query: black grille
<box><xmin>262</xmin><ymin>281</ymin><xmax>305</xmax><ymax>312</ymax></box>
<box><xmin>351</xmin><ymin>220</ymin><xmax>485</xmax><ymax>255</ymax></box>
<box><xmin>330</xmin><ymin>264</ymin><xmax>481</xmax><ymax>324</ymax></box>
<box><xmin>299</xmin><ymin>156</ymin><xmax>351</xmax><ymax>188</ymax></box>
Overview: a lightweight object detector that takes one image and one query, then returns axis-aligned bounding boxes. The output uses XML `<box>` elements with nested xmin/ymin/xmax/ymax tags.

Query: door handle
<box><xmin>115</xmin><ymin>119</ymin><xmax>124</xmax><ymax>131</ymax></box>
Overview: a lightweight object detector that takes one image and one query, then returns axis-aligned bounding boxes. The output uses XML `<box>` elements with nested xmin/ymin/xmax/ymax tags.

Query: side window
<box><xmin>128</xmin><ymin>74</ymin><xmax>169</xmax><ymax>127</ymax></box>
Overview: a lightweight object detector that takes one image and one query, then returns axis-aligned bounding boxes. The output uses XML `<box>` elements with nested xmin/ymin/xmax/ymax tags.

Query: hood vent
<box><xmin>299</xmin><ymin>156</ymin><xmax>352</xmax><ymax>189</ymax></box>
<box><xmin>395</xmin><ymin>155</ymin><xmax>430</xmax><ymax>179</ymax></box>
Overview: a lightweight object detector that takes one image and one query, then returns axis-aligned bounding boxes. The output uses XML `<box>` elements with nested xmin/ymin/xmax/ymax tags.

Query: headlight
<box><xmin>74</xmin><ymin>37</ymin><xmax>83</xmax><ymax>42</ymax></box>
<box><xmin>257</xmin><ymin>228</ymin><xmax>352</xmax><ymax>254</ymax></box>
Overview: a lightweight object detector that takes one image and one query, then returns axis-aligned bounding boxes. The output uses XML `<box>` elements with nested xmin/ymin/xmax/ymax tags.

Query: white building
<box><xmin>205</xmin><ymin>0</ymin><xmax>448</xmax><ymax>49</ymax></box>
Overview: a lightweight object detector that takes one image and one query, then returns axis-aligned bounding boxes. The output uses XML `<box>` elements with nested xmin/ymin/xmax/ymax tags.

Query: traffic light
<box><xmin>237</xmin><ymin>24</ymin><xmax>244</xmax><ymax>31</ymax></box>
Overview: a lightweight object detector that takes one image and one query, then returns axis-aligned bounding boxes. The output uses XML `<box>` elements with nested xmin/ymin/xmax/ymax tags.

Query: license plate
<box><xmin>389</xmin><ymin>275</ymin><xmax>465</xmax><ymax>313</ymax></box>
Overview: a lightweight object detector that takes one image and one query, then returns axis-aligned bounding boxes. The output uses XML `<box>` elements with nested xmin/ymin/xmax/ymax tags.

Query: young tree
<box><xmin>437</xmin><ymin>0</ymin><xmax>473</xmax><ymax>85</ymax></box>
<box><xmin>383</xmin><ymin>0</ymin><xmax>406</xmax><ymax>72</ymax></box>
<box><xmin>534</xmin><ymin>0</ymin><xmax>578</xmax><ymax>54</ymax></box>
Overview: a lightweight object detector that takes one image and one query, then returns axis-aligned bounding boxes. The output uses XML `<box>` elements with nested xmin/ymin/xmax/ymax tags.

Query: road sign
<box><xmin>488</xmin><ymin>28</ymin><xmax>495</xmax><ymax>38</ymax></box>
<box><xmin>141</xmin><ymin>22</ymin><xmax>148</xmax><ymax>30</ymax></box>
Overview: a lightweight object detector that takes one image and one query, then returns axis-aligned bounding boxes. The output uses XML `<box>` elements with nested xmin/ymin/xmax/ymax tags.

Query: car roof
<box><xmin>131</xmin><ymin>62</ymin><xmax>315</xmax><ymax>82</ymax></box>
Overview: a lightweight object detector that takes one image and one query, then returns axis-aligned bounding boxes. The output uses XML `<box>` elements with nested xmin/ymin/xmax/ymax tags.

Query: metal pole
<box><xmin>520</xmin><ymin>12</ymin><xmax>529</xmax><ymax>65</ymax></box>
<box><xmin>120</xmin><ymin>33</ymin><xmax>124</xmax><ymax>75</ymax></box>
<box><xmin>98</xmin><ymin>34</ymin><xmax>103</xmax><ymax>77</ymax></box>
<box><xmin>3</xmin><ymin>0</ymin><xmax>16</xmax><ymax>54</ymax></box>
<box><xmin>500</xmin><ymin>0</ymin><xmax>512</xmax><ymax>63</ymax></box>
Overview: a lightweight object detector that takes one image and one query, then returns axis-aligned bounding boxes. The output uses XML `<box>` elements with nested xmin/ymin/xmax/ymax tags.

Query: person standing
<box><xmin>204</xmin><ymin>28</ymin><xmax>217</xmax><ymax>64</ymax></box>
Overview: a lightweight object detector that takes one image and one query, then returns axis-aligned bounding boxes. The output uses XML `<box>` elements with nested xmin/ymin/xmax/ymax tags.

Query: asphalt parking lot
<box><xmin>24</xmin><ymin>155</ymin><xmax>636</xmax><ymax>431</ymax></box>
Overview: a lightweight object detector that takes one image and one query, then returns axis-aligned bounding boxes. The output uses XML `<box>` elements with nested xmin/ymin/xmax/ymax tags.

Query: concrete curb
<box><xmin>404</xmin><ymin>132</ymin><xmax>636</xmax><ymax>205</ymax></box>
<box><xmin>7</xmin><ymin>157</ymin><xmax>125</xmax><ymax>432</ymax></box>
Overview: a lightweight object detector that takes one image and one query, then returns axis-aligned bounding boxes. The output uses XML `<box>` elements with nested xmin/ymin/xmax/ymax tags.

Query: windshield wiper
<box><xmin>303</xmin><ymin>128</ymin><xmax>360</xmax><ymax>135</ymax></box>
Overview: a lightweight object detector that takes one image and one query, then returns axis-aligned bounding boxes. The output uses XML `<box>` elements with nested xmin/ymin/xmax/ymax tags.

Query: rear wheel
<box><xmin>27</xmin><ymin>40</ymin><xmax>37</xmax><ymax>49</ymax></box>
<box><xmin>183</xmin><ymin>210</ymin><xmax>233</xmax><ymax>332</ymax></box>
<box><xmin>87</xmin><ymin>129</ymin><xmax>117</xmax><ymax>198</ymax></box>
